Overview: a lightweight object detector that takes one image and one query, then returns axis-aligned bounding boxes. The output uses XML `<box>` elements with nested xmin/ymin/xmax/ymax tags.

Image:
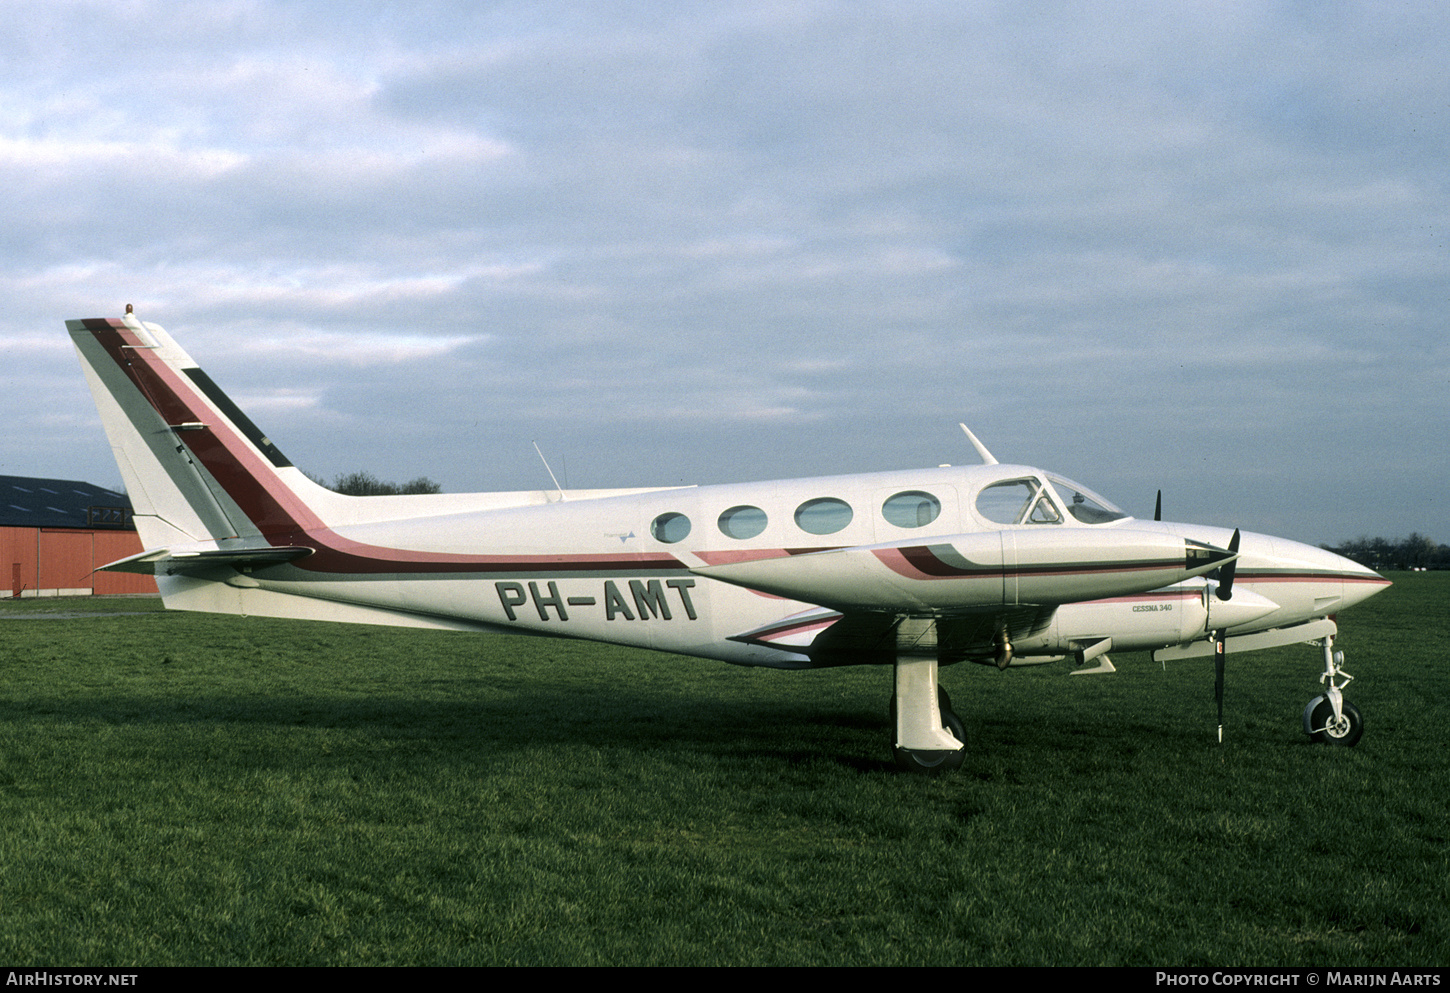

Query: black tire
<box><xmin>890</xmin><ymin>691</ymin><xmax>967</xmax><ymax>773</ymax></box>
<box><xmin>1309</xmin><ymin>699</ymin><xmax>1364</xmax><ymax>747</ymax></box>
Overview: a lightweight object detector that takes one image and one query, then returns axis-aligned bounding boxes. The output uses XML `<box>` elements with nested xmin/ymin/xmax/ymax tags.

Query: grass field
<box><xmin>1</xmin><ymin>574</ymin><xmax>1446</xmax><ymax>966</ymax></box>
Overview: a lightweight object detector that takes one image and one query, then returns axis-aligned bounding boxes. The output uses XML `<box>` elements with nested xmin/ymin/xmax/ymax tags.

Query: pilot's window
<box><xmin>718</xmin><ymin>505</ymin><xmax>768</xmax><ymax>540</ymax></box>
<box><xmin>881</xmin><ymin>490</ymin><xmax>941</xmax><ymax>529</ymax></box>
<box><xmin>975</xmin><ymin>479</ymin><xmax>1062</xmax><ymax>525</ymax></box>
<box><xmin>794</xmin><ymin>497</ymin><xmax>853</xmax><ymax>535</ymax></box>
<box><xmin>651</xmin><ymin>512</ymin><xmax>692</xmax><ymax>543</ymax></box>
<box><xmin>976</xmin><ymin>480</ymin><xmax>1034</xmax><ymax>524</ymax></box>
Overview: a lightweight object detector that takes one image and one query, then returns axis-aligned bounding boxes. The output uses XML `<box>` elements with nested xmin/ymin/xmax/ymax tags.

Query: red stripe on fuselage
<box><xmin>695</xmin><ymin>549</ymin><xmax>792</xmax><ymax>565</ymax></box>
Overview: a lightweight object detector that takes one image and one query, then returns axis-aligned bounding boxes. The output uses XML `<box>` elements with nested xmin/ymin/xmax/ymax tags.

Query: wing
<box><xmin>97</xmin><ymin>545</ymin><xmax>314</xmax><ymax>575</ymax></box>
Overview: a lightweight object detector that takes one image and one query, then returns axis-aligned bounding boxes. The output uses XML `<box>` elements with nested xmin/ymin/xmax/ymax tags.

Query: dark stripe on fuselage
<box><xmin>1236</xmin><ymin>570</ymin><xmax>1392</xmax><ymax>585</ymax></box>
<box><xmin>900</xmin><ymin>543</ymin><xmax>1182</xmax><ymax>580</ymax></box>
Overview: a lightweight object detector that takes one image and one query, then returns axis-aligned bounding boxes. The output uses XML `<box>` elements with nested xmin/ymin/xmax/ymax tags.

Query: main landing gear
<box><xmin>891</xmin><ymin>654</ymin><xmax>966</xmax><ymax>773</ymax></box>
<box><xmin>1302</xmin><ymin>634</ymin><xmax>1364</xmax><ymax>747</ymax></box>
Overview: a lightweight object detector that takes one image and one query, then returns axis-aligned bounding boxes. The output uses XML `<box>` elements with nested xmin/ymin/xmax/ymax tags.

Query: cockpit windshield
<box><xmin>1045</xmin><ymin>475</ymin><xmax>1129</xmax><ymax>524</ymax></box>
<box><xmin>973</xmin><ymin>473</ymin><xmax>1131</xmax><ymax>526</ymax></box>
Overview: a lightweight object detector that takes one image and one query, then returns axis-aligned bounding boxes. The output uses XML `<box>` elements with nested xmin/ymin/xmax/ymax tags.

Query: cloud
<box><xmin>238</xmin><ymin>330</ymin><xmax>483</xmax><ymax>368</ymax></box>
<box><xmin>2</xmin><ymin>1</ymin><xmax>1447</xmax><ymax>542</ymax></box>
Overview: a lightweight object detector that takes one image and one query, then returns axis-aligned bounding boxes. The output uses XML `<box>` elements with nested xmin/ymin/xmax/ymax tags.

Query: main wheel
<box><xmin>1307</xmin><ymin>698</ymin><xmax>1364</xmax><ymax>747</ymax></box>
<box><xmin>890</xmin><ymin>690</ymin><xmax>967</xmax><ymax>773</ymax></box>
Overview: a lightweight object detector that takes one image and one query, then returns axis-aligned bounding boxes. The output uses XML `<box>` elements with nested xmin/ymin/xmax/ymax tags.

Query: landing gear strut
<box><xmin>1302</xmin><ymin>635</ymin><xmax>1364</xmax><ymax>747</ymax></box>
<box><xmin>891</xmin><ymin>653</ymin><xmax>966</xmax><ymax>773</ymax></box>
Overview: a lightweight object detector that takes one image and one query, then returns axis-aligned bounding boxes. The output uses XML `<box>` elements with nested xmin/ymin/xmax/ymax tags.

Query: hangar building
<box><xmin>1</xmin><ymin>474</ymin><xmax>156</xmax><ymax>597</ymax></box>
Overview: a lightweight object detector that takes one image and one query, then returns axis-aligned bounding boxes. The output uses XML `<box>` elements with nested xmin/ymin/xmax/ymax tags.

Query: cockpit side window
<box><xmin>975</xmin><ymin>478</ymin><xmax>1062</xmax><ymax>525</ymax></box>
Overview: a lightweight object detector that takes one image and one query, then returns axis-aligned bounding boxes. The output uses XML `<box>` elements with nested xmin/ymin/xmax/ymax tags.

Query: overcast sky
<box><xmin>3</xmin><ymin>1</ymin><xmax>1445</xmax><ymax>545</ymax></box>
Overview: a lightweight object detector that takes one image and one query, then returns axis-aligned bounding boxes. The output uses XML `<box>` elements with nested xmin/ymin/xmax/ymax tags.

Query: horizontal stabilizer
<box><xmin>98</xmin><ymin>545</ymin><xmax>314</xmax><ymax>575</ymax></box>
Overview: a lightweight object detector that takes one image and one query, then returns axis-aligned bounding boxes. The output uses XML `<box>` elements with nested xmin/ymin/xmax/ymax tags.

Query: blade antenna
<box><xmin>1154</xmin><ymin>490</ymin><xmax>1162</xmax><ymax>522</ymax></box>
<box><xmin>532</xmin><ymin>441</ymin><xmax>567</xmax><ymax>501</ymax></box>
<box><xmin>958</xmin><ymin>423</ymin><xmax>999</xmax><ymax>465</ymax></box>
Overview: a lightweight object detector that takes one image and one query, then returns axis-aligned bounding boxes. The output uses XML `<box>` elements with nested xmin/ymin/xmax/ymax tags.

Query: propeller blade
<box><xmin>1214</xmin><ymin>632</ymin><xmax>1226</xmax><ymax>744</ymax></box>
<box><xmin>1211</xmin><ymin>529</ymin><xmax>1241</xmax><ymax>742</ymax></box>
<box><xmin>1154</xmin><ymin>490</ymin><xmax>1162</xmax><ymax>522</ymax></box>
<box><xmin>1215</xmin><ymin>528</ymin><xmax>1241</xmax><ymax>601</ymax></box>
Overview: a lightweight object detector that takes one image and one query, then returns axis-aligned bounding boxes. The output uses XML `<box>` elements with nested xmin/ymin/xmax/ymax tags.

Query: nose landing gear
<box><xmin>1303</xmin><ymin>635</ymin><xmax>1364</xmax><ymax>747</ymax></box>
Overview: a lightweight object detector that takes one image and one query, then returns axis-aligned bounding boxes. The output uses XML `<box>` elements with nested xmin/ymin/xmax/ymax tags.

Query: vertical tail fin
<box><xmin>68</xmin><ymin>312</ymin><xmax>335</xmax><ymax>553</ymax></box>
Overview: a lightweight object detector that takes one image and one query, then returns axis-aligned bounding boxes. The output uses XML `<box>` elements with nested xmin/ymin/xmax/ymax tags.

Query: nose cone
<box><xmin>1263</xmin><ymin>535</ymin><xmax>1391</xmax><ymax>614</ymax></box>
<box><xmin>1333</xmin><ymin>551</ymin><xmax>1393</xmax><ymax>612</ymax></box>
<box><xmin>1146</xmin><ymin>521</ymin><xmax>1391</xmax><ymax>627</ymax></box>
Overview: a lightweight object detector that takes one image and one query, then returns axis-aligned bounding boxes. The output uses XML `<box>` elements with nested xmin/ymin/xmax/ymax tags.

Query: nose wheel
<box><xmin>1303</xmin><ymin>636</ymin><xmax>1364</xmax><ymax>747</ymax></box>
<box><xmin>1305</xmin><ymin>698</ymin><xmax>1364</xmax><ymax>746</ymax></box>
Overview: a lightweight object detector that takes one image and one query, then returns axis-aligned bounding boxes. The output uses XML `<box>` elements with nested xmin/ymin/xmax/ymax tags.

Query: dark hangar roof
<box><xmin>0</xmin><ymin>474</ymin><xmax>134</xmax><ymax>530</ymax></box>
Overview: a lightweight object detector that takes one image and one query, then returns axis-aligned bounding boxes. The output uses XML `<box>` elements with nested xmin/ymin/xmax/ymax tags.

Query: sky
<box><xmin>2</xmin><ymin>0</ymin><xmax>1445</xmax><ymax>546</ymax></box>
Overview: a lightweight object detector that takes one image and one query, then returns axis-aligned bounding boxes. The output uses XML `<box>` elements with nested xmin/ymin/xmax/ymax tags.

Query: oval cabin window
<box><xmin>718</xmin><ymin>505</ymin><xmax>768</xmax><ymax>539</ymax></box>
<box><xmin>650</xmin><ymin>512</ymin><xmax>692</xmax><ymax>543</ymax></box>
<box><xmin>881</xmin><ymin>490</ymin><xmax>941</xmax><ymax>529</ymax></box>
<box><xmin>794</xmin><ymin>497</ymin><xmax>853</xmax><ymax>536</ymax></box>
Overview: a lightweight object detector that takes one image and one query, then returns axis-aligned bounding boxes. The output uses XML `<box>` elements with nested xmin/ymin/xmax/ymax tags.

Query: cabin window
<box><xmin>881</xmin><ymin>490</ymin><xmax>941</xmax><ymax>529</ymax></box>
<box><xmin>794</xmin><ymin>497</ymin><xmax>853</xmax><ymax>535</ymax></box>
<box><xmin>651</xmin><ymin>512</ymin><xmax>692</xmax><ymax>543</ymax></box>
<box><xmin>975</xmin><ymin>479</ymin><xmax>1062</xmax><ymax>525</ymax></box>
<box><xmin>718</xmin><ymin>505</ymin><xmax>768</xmax><ymax>539</ymax></box>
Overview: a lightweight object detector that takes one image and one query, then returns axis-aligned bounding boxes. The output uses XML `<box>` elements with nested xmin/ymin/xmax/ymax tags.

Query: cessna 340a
<box><xmin>69</xmin><ymin>311</ymin><xmax>1391</xmax><ymax>771</ymax></box>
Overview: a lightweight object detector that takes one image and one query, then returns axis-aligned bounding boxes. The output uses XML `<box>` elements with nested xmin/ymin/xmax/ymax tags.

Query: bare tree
<box><xmin>321</xmin><ymin>471</ymin><xmax>442</xmax><ymax>496</ymax></box>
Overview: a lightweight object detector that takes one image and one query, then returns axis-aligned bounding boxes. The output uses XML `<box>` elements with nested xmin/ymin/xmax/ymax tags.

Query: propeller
<box><xmin>1215</xmin><ymin>529</ymin><xmax>1240</xmax><ymax>601</ymax></box>
<box><xmin>1212</xmin><ymin>528</ymin><xmax>1241</xmax><ymax>744</ymax></box>
<box><xmin>1147</xmin><ymin>496</ymin><xmax>1241</xmax><ymax>743</ymax></box>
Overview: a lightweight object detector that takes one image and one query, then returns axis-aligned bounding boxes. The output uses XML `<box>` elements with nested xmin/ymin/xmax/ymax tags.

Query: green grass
<box><xmin>0</xmin><ymin>575</ymin><xmax>1446</xmax><ymax>965</ymax></box>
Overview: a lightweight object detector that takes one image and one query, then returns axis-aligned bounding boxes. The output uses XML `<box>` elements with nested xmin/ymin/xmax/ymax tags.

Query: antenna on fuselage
<box><xmin>958</xmin><ymin>423</ymin><xmax>999</xmax><ymax>465</ymax></box>
<box><xmin>532</xmin><ymin>440</ymin><xmax>567</xmax><ymax>502</ymax></box>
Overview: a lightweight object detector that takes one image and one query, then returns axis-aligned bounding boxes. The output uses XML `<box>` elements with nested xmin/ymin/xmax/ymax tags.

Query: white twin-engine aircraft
<box><xmin>70</xmin><ymin>311</ymin><xmax>1390</xmax><ymax>772</ymax></box>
